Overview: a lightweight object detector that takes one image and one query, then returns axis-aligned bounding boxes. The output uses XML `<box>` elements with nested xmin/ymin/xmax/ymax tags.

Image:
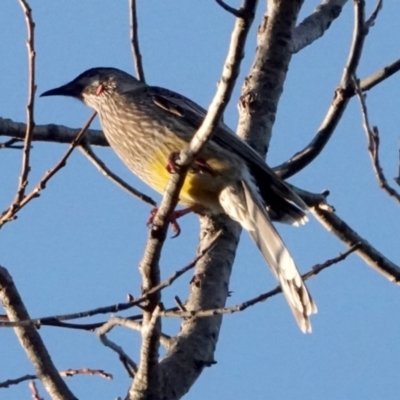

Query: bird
<box><xmin>41</xmin><ymin>67</ymin><xmax>317</xmax><ymax>332</ymax></box>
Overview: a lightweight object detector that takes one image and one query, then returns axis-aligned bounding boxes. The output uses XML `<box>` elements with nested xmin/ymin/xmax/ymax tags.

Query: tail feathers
<box><xmin>267</xmin><ymin>201</ymin><xmax>308</xmax><ymax>226</ymax></box>
<box><xmin>219</xmin><ymin>180</ymin><xmax>317</xmax><ymax>333</ymax></box>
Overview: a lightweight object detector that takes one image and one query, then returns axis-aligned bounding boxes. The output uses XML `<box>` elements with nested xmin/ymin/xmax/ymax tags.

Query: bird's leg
<box><xmin>193</xmin><ymin>158</ymin><xmax>215</xmax><ymax>175</ymax></box>
<box><xmin>147</xmin><ymin>206</ymin><xmax>195</xmax><ymax>238</ymax></box>
<box><xmin>166</xmin><ymin>151</ymin><xmax>181</xmax><ymax>173</ymax></box>
<box><xmin>166</xmin><ymin>151</ymin><xmax>214</xmax><ymax>175</ymax></box>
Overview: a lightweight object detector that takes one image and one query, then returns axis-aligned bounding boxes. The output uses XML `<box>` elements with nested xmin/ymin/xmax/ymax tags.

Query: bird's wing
<box><xmin>146</xmin><ymin>86</ymin><xmax>307</xmax><ymax>212</ymax></box>
<box><xmin>219</xmin><ymin>178</ymin><xmax>317</xmax><ymax>333</ymax></box>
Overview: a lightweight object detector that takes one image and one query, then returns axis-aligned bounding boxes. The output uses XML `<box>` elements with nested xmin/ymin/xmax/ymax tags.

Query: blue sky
<box><xmin>1</xmin><ymin>1</ymin><xmax>400</xmax><ymax>399</ymax></box>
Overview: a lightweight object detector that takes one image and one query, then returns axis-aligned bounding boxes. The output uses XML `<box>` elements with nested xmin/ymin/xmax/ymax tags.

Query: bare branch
<box><xmin>0</xmin><ymin>112</ymin><xmax>97</xmax><ymax>229</ymax></box>
<box><xmin>79</xmin><ymin>140</ymin><xmax>156</xmax><ymax>206</ymax></box>
<box><xmin>128</xmin><ymin>0</ymin><xmax>145</xmax><ymax>82</ymax></box>
<box><xmin>60</xmin><ymin>368</ymin><xmax>112</xmax><ymax>380</ymax></box>
<box><xmin>0</xmin><ymin>138</ymin><xmax>24</xmax><ymax>149</ymax></box>
<box><xmin>14</xmin><ymin>0</ymin><xmax>36</xmax><ymax>205</ymax></box>
<box><xmin>129</xmin><ymin>1</ymin><xmax>257</xmax><ymax>397</ymax></box>
<box><xmin>237</xmin><ymin>1</ymin><xmax>303</xmax><ymax>151</ymax></box>
<box><xmin>275</xmin><ymin>0</ymin><xmax>367</xmax><ymax>179</ymax></box>
<box><xmin>0</xmin><ymin>369</ymin><xmax>112</xmax><ymax>389</ymax></box>
<box><xmin>29</xmin><ymin>381</ymin><xmax>43</xmax><ymax>400</ymax></box>
<box><xmin>0</xmin><ymin>374</ymin><xmax>36</xmax><ymax>389</ymax></box>
<box><xmin>0</xmin><ymin>237</ymin><xmax>219</xmax><ymax>328</ymax></box>
<box><xmin>0</xmin><ymin>117</ymin><xmax>106</xmax><ymax>146</ymax></box>
<box><xmin>360</xmin><ymin>57</ymin><xmax>400</xmax><ymax>92</ymax></box>
<box><xmin>0</xmin><ymin>266</ymin><xmax>77</xmax><ymax>400</ymax></box>
<box><xmin>291</xmin><ymin>0</ymin><xmax>348</xmax><ymax>54</ymax></box>
<box><xmin>130</xmin><ymin>306</ymin><xmax>161</xmax><ymax>397</ymax></box>
<box><xmin>396</xmin><ymin>144</ymin><xmax>400</xmax><ymax>187</ymax></box>
<box><xmin>354</xmin><ymin>78</ymin><xmax>400</xmax><ymax>204</ymax></box>
<box><xmin>98</xmin><ymin>317</ymin><xmax>140</xmax><ymax>375</ymax></box>
<box><xmin>311</xmin><ymin>206</ymin><xmax>400</xmax><ymax>283</ymax></box>
<box><xmin>160</xmin><ymin>245</ymin><xmax>358</xmax><ymax>319</ymax></box>
<box><xmin>214</xmin><ymin>0</ymin><xmax>246</xmax><ymax>17</ymax></box>
<box><xmin>174</xmin><ymin>295</ymin><xmax>187</xmax><ymax>312</ymax></box>
<box><xmin>365</xmin><ymin>0</ymin><xmax>383</xmax><ymax>29</ymax></box>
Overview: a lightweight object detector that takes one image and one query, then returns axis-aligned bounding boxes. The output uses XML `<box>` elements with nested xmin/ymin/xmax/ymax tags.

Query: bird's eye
<box><xmin>96</xmin><ymin>84</ymin><xmax>104</xmax><ymax>96</ymax></box>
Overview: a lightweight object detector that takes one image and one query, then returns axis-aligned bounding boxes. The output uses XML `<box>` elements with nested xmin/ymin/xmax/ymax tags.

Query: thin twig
<box><xmin>275</xmin><ymin>0</ymin><xmax>368</xmax><ymax>179</ymax></box>
<box><xmin>365</xmin><ymin>0</ymin><xmax>383</xmax><ymax>29</ymax></box>
<box><xmin>0</xmin><ymin>369</ymin><xmax>112</xmax><ymax>389</ymax></box>
<box><xmin>0</xmin><ymin>138</ymin><xmax>24</xmax><ymax>149</ymax></box>
<box><xmin>354</xmin><ymin>77</ymin><xmax>400</xmax><ymax>205</ymax></box>
<box><xmin>79</xmin><ymin>140</ymin><xmax>156</xmax><ymax>206</ymax></box>
<box><xmin>0</xmin><ymin>374</ymin><xmax>36</xmax><ymax>389</ymax></box>
<box><xmin>128</xmin><ymin>0</ymin><xmax>145</xmax><ymax>82</ymax></box>
<box><xmin>0</xmin><ymin>266</ymin><xmax>77</xmax><ymax>399</ymax></box>
<box><xmin>311</xmin><ymin>205</ymin><xmax>400</xmax><ymax>283</ymax></box>
<box><xmin>29</xmin><ymin>381</ymin><xmax>43</xmax><ymax>400</ymax></box>
<box><xmin>129</xmin><ymin>2</ymin><xmax>257</xmax><ymax>396</ymax></box>
<box><xmin>360</xmin><ymin>57</ymin><xmax>400</xmax><ymax>93</ymax></box>
<box><xmin>395</xmin><ymin>143</ymin><xmax>400</xmax><ymax>187</ymax></box>
<box><xmin>174</xmin><ymin>296</ymin><xmax>186</xmax><ymax>312</ymax></box>
<box><xmin>97</xmin><ymin>317</ymin><xmax>139</xmax><ymax>375</ymax></box>
<box><xmin>0</xmin><ymin>235</ymin><xmax>220</xmax><ymax>328</ymax></box>
<box><xmin>14</xmin><ymin>0</ymin><xmax>36</xmax><ymax>206</ymax></box>
<box><xmin>214</xmin><ymin>0</ymin><xmax>245</xmax><ymax>17</ymax></box>
<box><xmin>160</xmin><ymin>245</ymin><xmax>359</xmax><ymax>319</ymax></box>
<box><xmin>0</xmin><ymin>112</ymin><xmax>97</xmax><ymax>229</ymax></box>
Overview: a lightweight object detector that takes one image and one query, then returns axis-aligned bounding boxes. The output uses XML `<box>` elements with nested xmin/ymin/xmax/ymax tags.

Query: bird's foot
<box><xmin>147</xmin><ymin>207</ymin><xmax>194</xmax><ymax>238</ymax></box>
<box><xmin>166</xmin><ymin>151</ymin><xmax>181</xmax><ymax>173</ymax></box>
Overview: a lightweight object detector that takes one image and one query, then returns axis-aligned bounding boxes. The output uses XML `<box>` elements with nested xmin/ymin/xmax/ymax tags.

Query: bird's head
<box><xmin>41</xmin><ymin>67</ymin><xmax>144</xmax><ymax>109</ymax></box>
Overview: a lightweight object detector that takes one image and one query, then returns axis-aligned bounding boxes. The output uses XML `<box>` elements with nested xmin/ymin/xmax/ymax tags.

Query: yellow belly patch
<box><xmin>143</xmin><ymin>149</ymin><xmax>220</xmax><ymax>209</ymax></box>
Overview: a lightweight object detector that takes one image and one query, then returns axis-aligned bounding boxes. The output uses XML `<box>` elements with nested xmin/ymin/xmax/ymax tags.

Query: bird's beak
<box><xmin>40</xmin><ymin>82</ymin><xmax>80</xmax><ymax>98</ymax></box>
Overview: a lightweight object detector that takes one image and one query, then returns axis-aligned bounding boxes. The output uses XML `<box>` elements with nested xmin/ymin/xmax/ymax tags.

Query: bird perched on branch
<box><xmin>41</xmin><ymin>67</ymin><xmax>317</xmax><ymax>332</ymax></box>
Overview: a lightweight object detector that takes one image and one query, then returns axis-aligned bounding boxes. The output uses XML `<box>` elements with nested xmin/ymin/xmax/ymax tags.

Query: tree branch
<box><xmin>14</xmin><ymin>0</ymin><xmax>36</xmax><ymax>205</ymax></box>
<box><xmin>0</xmin><ymin>112</ymin><xmax>97</xmax><ymax>229</ymax></box>
<box><xmin>237</xmin><ymin>0</ymin><xmax>303</xmax><ymax>152</ymax></box>
<box><xmin>291</xmin><ymin>0</ymin><xmax>348</xmax><ymax>54</ymax></box>
<box><xmin>311</xmin><ymin>206</ymin><xmax>400</xmax><ymax>283</ymax></box>
<box><xmin>360</xmin><ymin>57</ymin><xmax>400</xmax><ymax>93</ymax></box>
<box><xmin>0</xmin><ymin>239</ymin><xmax>218</xmax><ymax>328</ymax></box>
<box><xmin>79</xmin><ymin>140</ymin><xmax>156</xmax><ymax>206</ymax></box>
<box><xmin>0</xmin><ymin>266</ymin><xmax>77</xmax><ymax>400</ymax></box>
<box><xmin>0</xmin><ymin>368</ymin><xmax>112</xmax><ymax>389</ymax></box>
<box><xmin>98</xmin><ymin>317</ymin><xmax>139</xmax><ymax>376</ymax></box>
<box><xmin>130</xmin><ymin>1</ymin><xmax>258</xmax><ymax>397</ymax></box>
<box><xmin>354</xmin><ymin>78</ymin><xmax>400</xmax><ymax>205</ymax></box>
<box><xmin>214</xmin><ymin>0</ymin><xmax>246</xmax><ymax>17</ymax></box>
<box><xmin>274</xmin><ymin>0</ymin><xmax>367</xmax><ymax>179</ymax></box>
<box><xmin>128</xmin><ymin>0</ymin><xmax>145</xmax><ymax>82</ymax></box>
<box><xmin>160</xmin><ymin>245</ymin><xmax>359</xmax><ymax>319</ymax></box>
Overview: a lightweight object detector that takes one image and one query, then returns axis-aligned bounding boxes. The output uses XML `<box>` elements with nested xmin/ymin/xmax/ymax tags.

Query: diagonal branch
<box><xmin>354</xmin><ymin>78</ymin><xmax>400</xmax><ymax>205</ymax></box>
<box><xmin>274</xmin><ymin>0</ymin><xmax>367</xmax><ymax>179</ymax></box>
<box><xmin>130</xmin><ymin>1</ymin><xmax>258</xmax><ymax>398</ymax></box>
<box><xmin>291</xmin><ymin>0</ymin><xmax>348</xmax><ymax>54</ymax></box>
<box><xmin>98</xmin><ymin>317</ymin><xmax>140</xmax><ymax>376</ymax></box>
<box><xmin>160</xmin><ymin>245</ymin><xmax>359</xmax><ymax>319</ymax></box>
<box><xmin>0</xmin><ymin>112</ymin><xmax>97</xmax><ymax>229</ymax></box>
<box><xmin>14</xmin><ymin>0</ymin><xmax>36</xmax><ymax>205</ymax></box>
<box><xmin>311</xmin><ymin>205</ymin><xmax>400</xmax><ymax>283</ymax></box>
<box><xmin>0</xmin><ymin>266</ymin><xmax>77</xmax><ymax>400</ymax></box>
<box><xmin>214</xmin><ymin>0</ymin><xmax>246</xmax><ymax>17</ymax></box>
<box><xmin>79</xmin><ymin>140</ymin><xmax>156</xmax><ymax>206</ymax></box>
<box><xmin>359</xmin><ymin>57</ymin><xmax>400</xmax><ymax>93</ymax></box>
<box><xmin>0</xmin><ymin>138</ymin><xmax>24</xmax><ymax>149</ymax></box>
<box><xmin>0</xmin><ymin>236</ymin><xmax>218</xmax><ymax>329</ymax></box>
<box><xmin>0</xmin><ymin>368</ymin><xmax>112</xmax><ymax>389</ymax></box>
<box><xmin>128</xmin><ymin>0</ymin><xmax>145</xmax><ymax>82</ymax></box>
